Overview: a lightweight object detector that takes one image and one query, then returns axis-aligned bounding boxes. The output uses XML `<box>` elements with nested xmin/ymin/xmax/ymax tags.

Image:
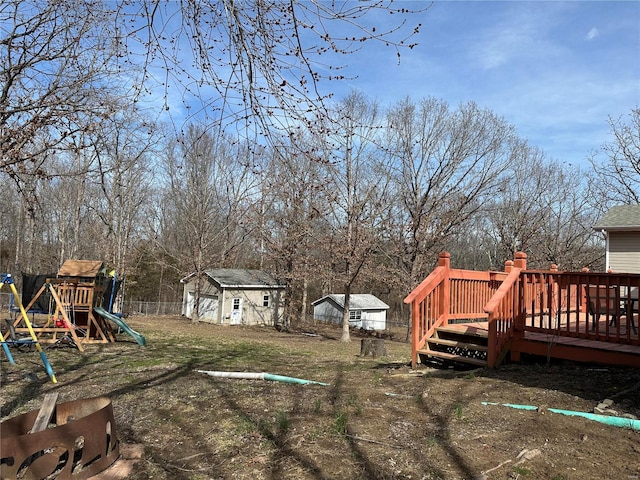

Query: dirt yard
<box><xmin>2</xmin><ymin>315</ymin><xmax>639</xmax><ymax>480</ymax></box>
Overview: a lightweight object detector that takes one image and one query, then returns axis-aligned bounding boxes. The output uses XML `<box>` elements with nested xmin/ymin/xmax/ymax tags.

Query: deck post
<box><xmin>437</xmin><ymin>251</ymin><xmax>450</xmax><ymax>268</ymax></box>
<box><xmin>411</xmin><ymin>299</ymin><xmax>419</xmax><ymax>368</ymax></box>
<box><xmin>514</xmin><ymin>251</ymin><xmax>527</xmax><ymax>270</ymax></box>
<box><xmin>511</xmin><ymin>252</ymin><xmax>527</xmax><ymax>363</ymax></box>
<box><xmin>549</xmin><ymin>264</ymin><xmax>559</xmax><ymax>319</ymax></box>
<box><xmin>580</xmin><ymin>267</ymin><xmax>589</xmax><ymax>314</ymax></box>
<box><xmin>438</xmin><ymin>252</ymin><xmax>450</xmax><ymax>327</ymax></box>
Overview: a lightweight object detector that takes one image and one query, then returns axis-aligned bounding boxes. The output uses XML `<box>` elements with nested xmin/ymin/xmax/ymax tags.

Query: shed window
<box><xmin>263</xmin><ymin>295</ymin><xmax>270</xmax><ymax>307</ymax></box>
<box><xmin>349</xmin><ymin>310</ymin><xmax>362</xmax><ymax>321</ymax></box>
<box><xmin>232</xmin><ymin>298</ymin><xmax>241</xmax><ymax>310</ymax></box>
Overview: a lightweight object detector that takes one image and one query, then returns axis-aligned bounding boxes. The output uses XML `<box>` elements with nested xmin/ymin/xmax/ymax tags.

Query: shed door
<box><xmin>198</xmin><ymin>295</ymin><xmax>218</xmax><ymax>320</ymax></box>
<box><xmin>186</xmin><ymin>292</ymin><xmax>218</xmax><ymax>320</ymax></box>
<box><xmin>230</xmin><ymin>297</ymin><xmax>243</xmax><ymax>325</ymax></box>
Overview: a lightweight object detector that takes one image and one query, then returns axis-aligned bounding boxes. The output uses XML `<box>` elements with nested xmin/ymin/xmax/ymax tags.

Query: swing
<box><xmin>51</xmin><ymin>292</ymin><xmax>87</xmax><ymax>346</ymax></box>
<box><xmin>0</xmin><ymin>274</ymin><xmax>57</xmax><ymax>383</ymax></box>
<box><xmin>10</xmin><ymin>279</ymin><xmax>87</xmax><ymax>350</ymax></box>
<box><xmin>3</xmin><ymin>319</ymin><xmax>35</xmax><ymax>351</ymax></box>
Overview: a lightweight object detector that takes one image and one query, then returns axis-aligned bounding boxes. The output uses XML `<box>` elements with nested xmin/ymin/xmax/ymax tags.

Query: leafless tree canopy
<box><xmin>590</xmin><ymin>108</ymin><xmax>640</xmax><ymax>206</ymax></box>
<box><xmin>0</xmin><ymin>1</ymin><xmax>620</xmax><ymax>328</ymax></box>
<box><xmin>0</xmin><ymin>0</ymin><xmax>121</xmax><ymax>180</ymax></box>
<box><xmin>120</xmin><ymin>0</ymin><xmax>426</xmax><ymax>136</ymax></box>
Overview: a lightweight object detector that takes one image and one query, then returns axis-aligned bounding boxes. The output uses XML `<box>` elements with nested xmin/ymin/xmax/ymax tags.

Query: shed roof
<box><xmin>312</xmin><ymin>294</ymin><xmax>389</xmax><ymax>310</ymax></box>
<box><xmin>593</xmin><ymin>205</ymin><xmax>640</xmax><ymax>231</ymax></box>
<box><xmin>181</xmin><ymin>269</ymin><xmax>284</xmax><ymax>289</ymax></box>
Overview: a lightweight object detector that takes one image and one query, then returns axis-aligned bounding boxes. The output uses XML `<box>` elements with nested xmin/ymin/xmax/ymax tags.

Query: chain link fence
<box><xmin>1</xmin><ymin>292</ymin><xmax>183</xmax><ymax>317</ymax></box>
<box><xmin>0</xmin><ymin>292</ymin><xmax>11</xmax><ymax>314</ymax></box>
<box><xmin>122</xmin><ymin>300</ymin><xmax>182</xmax><ymax>316</ymax></box>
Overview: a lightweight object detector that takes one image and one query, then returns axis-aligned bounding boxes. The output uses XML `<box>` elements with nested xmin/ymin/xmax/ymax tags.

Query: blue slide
<box><xmin>94</xmin><ymin>307</ymin><xmax>146</xmax><ymax>346</ymax></box>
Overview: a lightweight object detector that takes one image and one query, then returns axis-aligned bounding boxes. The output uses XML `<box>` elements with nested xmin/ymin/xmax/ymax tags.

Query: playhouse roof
<box><xmin>58</xmin><ymin>260</ymin><xmax>105</xmax><ymax>278</ymax></box>
<box><xmin>312</xmin><ymin>294</ymin><xmax>389</xmax><ymax>310</ymax></box>
<box><xmin>593</xmin><ymin>205</ymin><xmax>640</xmax><ymax>231</ymax></box>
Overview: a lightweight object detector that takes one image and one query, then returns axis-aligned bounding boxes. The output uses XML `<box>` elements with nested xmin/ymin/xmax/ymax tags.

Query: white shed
<box><xmin>593</xmin><ymin>205</ymin><xmax>640</xmax><ymax>273</ymax></box>
<box><xmin>312</xmin><ymin>294</ymin><xmax>389</xmax><ymax>330</ymax></box>
<box><xmin>180</xmin><ymin>269</ymin><xmax>285</xmax><ymax>325</ymax></box>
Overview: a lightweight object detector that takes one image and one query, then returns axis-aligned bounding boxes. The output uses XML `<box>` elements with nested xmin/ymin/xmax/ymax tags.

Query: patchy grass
<box><xmin>2</xmin><ymin>315</ymin><xmax>640</xmax><ymax>480</ymax></box>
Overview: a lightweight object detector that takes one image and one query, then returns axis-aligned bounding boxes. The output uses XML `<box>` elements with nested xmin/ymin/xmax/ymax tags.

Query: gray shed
<box><xmin>312</xmin><ymin>294</ymin><xmax>389</xmax><ymax>330</ymax></box>
<box><xmin>180</xmin><ymin>269</ymin><xmax>285</xmax><ymax>325</ymax></box>
<box><xmin>593</xmin><ymin>205</ymin><xmax>640</xmax><ymax>273</ymax></box>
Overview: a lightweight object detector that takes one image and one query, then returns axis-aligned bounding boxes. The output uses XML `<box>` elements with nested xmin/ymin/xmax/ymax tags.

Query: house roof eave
<box><xmin>312</xmin><ymin>294</ymin><xmax>390</xmax><ymax>310</ymax></box>
<box><xmin>593</xmin><ymin>205</ymin><xmax>640</xmax><ymax>231</ymax></box>
<box><xmin>593</xmin><ymin>225</ymin><xmax>640</xmax><ymax>232</ymax></box>
<box><xmin>181</xmin><ymin>269</ymin><xmax>284</xmax><ymax>289</ymax></box>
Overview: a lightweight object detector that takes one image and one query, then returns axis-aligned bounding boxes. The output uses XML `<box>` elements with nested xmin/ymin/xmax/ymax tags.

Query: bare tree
<box><xmin>0</xmin><ymin>1</ymin><xmax>142</xmax><ymax>274</ymax></box>
<box><xmin>385</xmin><ymin>97</ymin><xmax>514</xmax><ymax>289</ymax></box>
<box><xmin>120</xmin><ymin>1</ymin><xmax>425</xmax><ymax>140</ymax></box>
<box><xmin>589</xmin><ymin>108</ymin><xmax>640</xmax><ymax>207</ymax></box>
<box><xmin>158</xmin><ymin>125</ymin><xmax>258</xmax><ymax>322</ymax></box>
<box><xmin>316</xmin><ymin>91</ymin><xmax>390</xmax><ymax>342</ymax></box>
<box><xmin>482</xmin><ymin>141</ymin><xmax>551</xmax><ymax>268</ymax></box>
<box><xmin>485</xmin><ymin>143</ymin><xmax>600</xmax><ymax>270</ymax></box>
<box><xmin>530</xmin><ymin>170</ymin><xmax>601</xmax><ymax>270</ymax></box>
<box><xmin>1</xmin><ymin>1</ymin><xmax>121</xmax><ymax>178</ymax></box>
<box><xmin>0</xmin><ymin>175</ymin><xmax>18</xmax><ymax>272</ymax></box>
<box><xmin>41</xmin><ymin>143</ymin><xmax>95</xmax><ymax>267</ymax></box>
<box><xmin>257</xmin><ymin>133</ymin><xmax>330</xmax><ymax>329</ymax></box>
<box><xmin>91</xmin><ymin>108</ymin><xmax>157</xmax><ymax>277</ymax></box>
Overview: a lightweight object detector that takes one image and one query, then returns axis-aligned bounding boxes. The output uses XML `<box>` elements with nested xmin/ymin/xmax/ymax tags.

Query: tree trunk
<box><xmin>360</xmin><ymin>338</ymin><xmax>386</xmax><ymax>358</ymax></box>
<box><xmin>299</xmin><ymin>275</ymin><xmax>308</xmax><ymax>326</ymax></box>
<box><xmin>192</xmin><ymin>274</ymin><xmax>201</xmax><ymax>324</ymax></box>
<box><xmin>340</xmin><ymin>288</ymin><xmax>351</xmax><ymax>342</ymax></box>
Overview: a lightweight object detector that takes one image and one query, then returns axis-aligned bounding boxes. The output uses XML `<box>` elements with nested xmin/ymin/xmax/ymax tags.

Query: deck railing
<box><xmin>404</xmin><ymin>252</ymin><xmax>508</xmax><ymax>367</ymax></box>
<box><xmin>483</xmin><ymin>253</ymin><xmax>527</xmax><ymax>367</ymax></box>
<box><xmin>518</xmin><ymin>270</ymin><xmax>640</xmax><ymax>343</ymax></box>
<box><xmin>406</xmin><ymin>252</ymin><xmax>640</xmax><ymax>368</ymax></box>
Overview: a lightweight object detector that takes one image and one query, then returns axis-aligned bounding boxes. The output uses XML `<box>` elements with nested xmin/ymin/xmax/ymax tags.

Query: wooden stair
<box><xmin>417</xmin><ymin>325</ymin><xmax>489</xmax><ymax>368</ymax></box>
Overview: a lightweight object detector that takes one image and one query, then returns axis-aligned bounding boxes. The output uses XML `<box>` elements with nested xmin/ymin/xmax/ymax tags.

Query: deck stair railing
<box><xmin>482</xmin><ymin>253</ymin><xmax>527</xmax><ymax>367</ymax></box>
<box><xmin>404</xmin><ymin>252</ymin><xmax>509</xmax><ymax>367</ymax></box>
<box><xmin>405</xmin><ymin>252</ymin><xmax>640</xmax><ymax>369</ymax></box>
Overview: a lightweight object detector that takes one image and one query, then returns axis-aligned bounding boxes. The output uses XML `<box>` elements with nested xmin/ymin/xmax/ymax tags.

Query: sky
<box><xmin>319</xmin><ymin>1</ymin><xmax>640</xmax><ymax>168</ymax></box>
<box><xmin>145</xmin><ymin>1</ymin><xmax>639</xmax><ymax>169</ymax></box>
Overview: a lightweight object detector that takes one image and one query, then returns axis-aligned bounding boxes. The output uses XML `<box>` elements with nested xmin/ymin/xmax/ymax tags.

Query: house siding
<box><xmin>182</xmin><ymin>278</ymin><xmax>283</xmax><ymax>325</ymax></box>
<box><xmin>312</xmin><ymin>298</ymin><xmax>387</xmax><ymax>330</ymax></box>
<box><xmin>313</xmin><ymin>299</ymin><xmax>343</xmax><ymax>324</ymax></box>
<box><xmin>219</xmin><ymin>288</ymin><xmax>282</xmax><ymax>326</ymax></box>
<box><xmin>360</xmin><ymin>310</ymin><xmax>386</xmax><ymax>330</ymax></box>
<box><xmin>609</xmin><ymin>231</ymin><xmax>640</xmax><ymax>273</ymax></box>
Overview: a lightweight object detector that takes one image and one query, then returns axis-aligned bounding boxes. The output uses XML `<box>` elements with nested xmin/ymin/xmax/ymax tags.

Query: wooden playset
<box><xmin>8</xmin><ymin>260</ymin><xmax>116</xmax><ymax>352</ymax></box>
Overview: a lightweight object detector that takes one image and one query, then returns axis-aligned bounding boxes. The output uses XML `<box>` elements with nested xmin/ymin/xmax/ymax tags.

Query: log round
<box><xmin>360</xmin><ymin>338</ymin><xmax>387</xmax><ymax>358</ymax></box>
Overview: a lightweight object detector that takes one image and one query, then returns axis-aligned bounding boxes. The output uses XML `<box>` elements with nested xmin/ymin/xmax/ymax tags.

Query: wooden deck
<box><xmin>417</xmin><ymin>317</ymin><xmax>640</xmax><ymax>369</ymax></box>
<box><xmin>406</xmin><ymin>252</ymin><xmax>640</xmax><ymax>369</ymax></box>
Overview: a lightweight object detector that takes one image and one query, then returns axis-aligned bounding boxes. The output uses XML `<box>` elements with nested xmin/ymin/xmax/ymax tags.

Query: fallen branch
<box><xmin>482</xmin><ymin>459</ymin><xmax>511</xmax><ymax>474</ymax></box>
<box><xmin>345</xmin><ymin>434</ymin><xmax>402</xmax><ymax>449</ymax></box>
